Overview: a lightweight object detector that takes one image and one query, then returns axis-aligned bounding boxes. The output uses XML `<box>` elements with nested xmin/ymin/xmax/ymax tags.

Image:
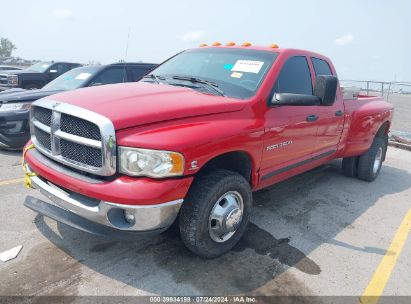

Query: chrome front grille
<box><xmin>60</xmin><ymin>139</ymin><xmax>103</xmax><ymax>167</ymax></box>
<box><xmin>60</xmin><ymin>113</ymin><xmax>102</xmax><ymax>141</ymax></box>
<box><xmin>30</xmin><ymin>99</ymin><xmax>116</xmax><ymax>176</ymax></box>
<box><xmin>32</xmin><ymin>106</ymin><xmax>52</xmax><ymax>126</ymax></box>
<box><xmin>34</xmin><ymin>127</ymin><xmax>51</xmax><ymax>151</ymax></box>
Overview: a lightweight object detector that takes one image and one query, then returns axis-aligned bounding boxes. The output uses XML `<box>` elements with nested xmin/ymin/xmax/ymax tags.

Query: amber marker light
<box><xmin>242</xmin><ymin>42</ymin><xmax>252</xmax><ymax>47</ymax></box>
<box><xmin>199</xmin><ymin>43</ymin><xmax>207</xmax><ymax>47</ymax></box>
<box><xmin>270</xmin><ymin>43</ymin><xmax>279</xmax><ymax>48</ymax></box>
<box><xmin>212</xmin><ymin>41</ymin><xmax>222</xmax><ymax>46</ymax></box>
<box><xmin>226</xmin><ymin>41</ymin><xmax>236</xmax><ymax>46</ymax></box>
<box><xmin>169</xmin><ymin>153</ymin><xmax>185</xmax><ymax>174</ymax></box>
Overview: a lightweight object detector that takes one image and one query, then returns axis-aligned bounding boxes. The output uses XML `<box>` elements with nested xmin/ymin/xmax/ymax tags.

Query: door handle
<box><xmin>306</xmin><ymin>115</ymin><xmax>319</xmax><ymax>122</ymax></box>
<box><xmin>335</xmin><ymin>110</ymin><xmax>343</xmax><ymax>117</ymax></box>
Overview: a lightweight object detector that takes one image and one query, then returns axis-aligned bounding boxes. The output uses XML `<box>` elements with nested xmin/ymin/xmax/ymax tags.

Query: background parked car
<box><xmin>0</xmin><ymin>66</ymin><xmax>23</xmax><ymax>71</ymax></box>
<box><xmin>0</xmin><ymin>62</ymin><xmax>157</xmax><ymax>149</ymax></box>
<box><xmin>0</xmin><ymin>61</ymin><xmax>81</xmax><ymax>91</ymax></box>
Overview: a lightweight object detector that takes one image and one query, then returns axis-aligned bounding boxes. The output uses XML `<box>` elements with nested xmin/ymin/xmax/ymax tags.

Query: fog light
<box><xmin>124</xmin><ymin>210</ymin><xmax>135</xmax><ymax>224</ymax></box>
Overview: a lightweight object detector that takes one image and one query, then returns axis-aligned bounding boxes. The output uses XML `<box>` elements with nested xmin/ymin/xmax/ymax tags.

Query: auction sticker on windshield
<box><xmin>232</xmin><ymin>60</ymin><xmax>264</xmax><ymax>74</ymax></box>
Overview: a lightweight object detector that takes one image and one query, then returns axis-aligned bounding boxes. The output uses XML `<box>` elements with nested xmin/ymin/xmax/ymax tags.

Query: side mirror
<box><xmin>314</xmin><ymin>75</ymin><xmax>338</xmax><ymax>106</ymax></box>
<box><xmin>270</xmin><ymin>93</ymin><xmax>321</xmax><ymax>106</ymax></box>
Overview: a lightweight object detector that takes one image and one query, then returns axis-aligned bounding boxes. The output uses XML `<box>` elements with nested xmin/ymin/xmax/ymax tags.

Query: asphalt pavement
<box><xmin>0</xmin><ymin>147</ymin><xmax>410</xmax><ymax>302</ymax></box>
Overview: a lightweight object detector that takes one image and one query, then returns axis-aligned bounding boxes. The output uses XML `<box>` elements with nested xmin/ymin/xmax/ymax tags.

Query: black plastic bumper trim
<box><xmin>262</xmin><ymin>150</ymin><xmax>336</xmax><ymax>181</ymax></box>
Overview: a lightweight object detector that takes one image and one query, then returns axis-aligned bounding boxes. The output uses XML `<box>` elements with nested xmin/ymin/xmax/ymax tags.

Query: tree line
<box><xmin>0</xmin><ymin>37</ymin><xmax>17</xmax><ymax>57</ymax></box>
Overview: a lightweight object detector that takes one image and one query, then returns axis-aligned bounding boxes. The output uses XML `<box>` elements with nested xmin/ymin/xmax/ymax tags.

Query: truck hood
<box><xmin>0</xmin><ymin>88</ymin><xmax>63</xmax><ymax>103</ymax></box>
<box><xmin>46</xmin><ymin>82</ymin><xmax>247</xmax><ymax>130</ymax></box>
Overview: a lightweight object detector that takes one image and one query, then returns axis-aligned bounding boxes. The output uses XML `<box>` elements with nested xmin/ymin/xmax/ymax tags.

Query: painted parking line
<box><xmin>0</xmin><ymin>177</ymin><xmax>25</xmax><ymax>187</ymax></box>
<box><xmin>360</xmin><ymin>209</ymin><xmax>411</xmax><ymax>304</ymax></box>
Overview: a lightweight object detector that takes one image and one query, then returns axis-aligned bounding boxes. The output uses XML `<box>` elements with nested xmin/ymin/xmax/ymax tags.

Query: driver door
<box><xmin>260</xmin><ymin>56</ymin><xmax>319</xmax><ymax>183</ymax></box>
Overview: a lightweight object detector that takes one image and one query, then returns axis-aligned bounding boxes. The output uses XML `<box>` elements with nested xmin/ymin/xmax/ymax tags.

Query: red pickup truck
<box><xmin>23</xmin><ymin>44</ymin><xmax>393</xmax><ymax>258</ymax></box>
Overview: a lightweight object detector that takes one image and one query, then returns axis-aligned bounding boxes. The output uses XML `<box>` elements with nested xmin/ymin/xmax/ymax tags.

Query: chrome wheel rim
<box><xmin>373</xmin><ymin>147</ymin><xmax>383</xmax><ymax>174</ymax></box>
<box><xmin>208</xmin><ymin>191</ymin><xmax>244</xmax><ymax>243</ymax></box>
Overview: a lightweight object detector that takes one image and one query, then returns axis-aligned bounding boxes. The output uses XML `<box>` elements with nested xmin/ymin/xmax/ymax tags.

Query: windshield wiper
<box><xmin>142</xmin><ymin>74</ymin><xmax>165</xmax><ymax>84</ymax></box>
<box><xmin>171</xmin><ymin>76</ymin><xmax>225</xmax><ymax>97</ymax></box>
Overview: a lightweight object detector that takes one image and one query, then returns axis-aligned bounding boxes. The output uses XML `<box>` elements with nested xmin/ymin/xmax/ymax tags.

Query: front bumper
<box><xmin>24</xmin><ymin>196</ymin><xmax>170</xmax><ymax>237</ymax></box>
<box><xmin>0</xmin><ymin>110</ymin><xmax>30</xmax><ymax>149</ymax></box>
<box><xmin>26</xmin><ymin>167</ymin><xmax>184</xmax><ymax>233</ymax></box>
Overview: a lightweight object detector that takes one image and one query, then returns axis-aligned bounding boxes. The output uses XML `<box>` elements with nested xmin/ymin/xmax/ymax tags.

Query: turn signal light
<box><xmin>226</xmin><ymin>41</ymin><xmax>236</xmax><ymax>46</ymax></box>
<box><xmin>242</xmin><ymin>42</ymin><xmax>252</xmax><ymax>47</ymax></box>
<box><xmin>212</xmin><ymin>41</ymin><xmax>222</xmax><ymax>46</ymax></box>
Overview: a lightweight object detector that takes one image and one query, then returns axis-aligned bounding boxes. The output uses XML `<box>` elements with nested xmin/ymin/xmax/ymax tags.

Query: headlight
<box><xmin>7</xmin><ymin>75</ymin><xmax>18</xmax><ymax>86</ymax></box>
<box><xmin>119</xmin><ymin>147</ymin><xmax>185</xmax><ymax>178</ymax></box>
<box><xmin>0</xmin><ymin>102</ymin><xmax>31</xmax><ymax>112</ymax></box>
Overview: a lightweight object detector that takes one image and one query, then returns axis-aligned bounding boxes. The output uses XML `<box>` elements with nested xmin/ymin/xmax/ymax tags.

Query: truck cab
<box><xmin>22</xmin><ymin>44</ymin><xmax>393</xmax><ymax>258</ymax></box>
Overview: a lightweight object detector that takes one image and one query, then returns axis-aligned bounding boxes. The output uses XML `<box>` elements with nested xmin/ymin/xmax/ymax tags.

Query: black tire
<box><xmin>342</xmin><ymin>156</ymin><xmax>359</xmax><ymax>177</ymax></box>
<box><xmin>179</xmin><ymin>170</ymin><xmax>252</xmax><ymax>258</ymax></box>
<box><xmin>23</xmin><ymin>83</ymin><xmax>41</xmax><ymax>90</ymax></box>
<box><xmin>357</xmin><ymin>137</ymin><xmax>386</xmax><ymax>182</ymax></box>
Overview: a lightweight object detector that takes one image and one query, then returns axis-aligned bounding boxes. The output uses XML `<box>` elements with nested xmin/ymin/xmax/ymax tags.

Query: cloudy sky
<box><xmin>1</xmin><ymin>0</ymin><xmax>410</xmax><ymax>81</ymax></box>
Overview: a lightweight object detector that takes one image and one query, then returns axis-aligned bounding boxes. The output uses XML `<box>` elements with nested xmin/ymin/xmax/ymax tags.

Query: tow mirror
<box><xmin>270</xmin><ymin>93</ymin><xmax>321</xmax><ymax>106</ymax></box>
<box><xmin>314</xmin><ymin>75</ymin><xmax>338</xmax><ymax>106</ymax></box>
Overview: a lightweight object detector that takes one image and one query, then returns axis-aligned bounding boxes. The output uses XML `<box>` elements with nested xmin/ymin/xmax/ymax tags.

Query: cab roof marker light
<box><xmin>270</xmin><ymin>43</ymin><xmax>279</xmax><ymax>48</ymax></box>
<box><xmin>199</xmin><ymin>43</ymin><xmax>208</xmax><ymax>47</ymax></box>
<box><xmin>212</xmin><ymin>42</ymin><xmax>222</xmax><ymax>46</ymax></box>
<box><xmin>242</xmin><ymin>42</ymin><xmax>252</xmax><ymax>47</ymax></box>
<box><xmin>226</xmin><ymin>41</ymin><xmax>236</xmax><ymax>46</ymax></box>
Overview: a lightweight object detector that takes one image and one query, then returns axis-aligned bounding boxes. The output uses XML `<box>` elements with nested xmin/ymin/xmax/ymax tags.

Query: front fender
<box><xmin>116</xmin><ymin>111</ymin><xmax>264</xmax><ymax>184</ymax></box>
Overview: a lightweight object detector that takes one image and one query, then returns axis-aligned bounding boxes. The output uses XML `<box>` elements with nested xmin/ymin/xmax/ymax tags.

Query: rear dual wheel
<box><xmin>342</xmin><ymin>137</ymin><xmax>386</xmax><ymax>182</ymax></box>
<box><xmin>357</xmin><ymin>137</ymin><xmax>385</xmax><ymax>182</ymax></box>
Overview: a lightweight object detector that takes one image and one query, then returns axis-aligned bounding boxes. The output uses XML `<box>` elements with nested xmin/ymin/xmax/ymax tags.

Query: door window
<box><xmin>90</xmin><ymin>67</ymin><xmax>127</xmax><ymax>85</ymax></box>
<box><xmin>130</xmin><ymin>66</ymin><xmax>152</xmax><ymax>81</ymax></box>
<box><xmin>273</xmin><ymin>56</ymin><xmax>312</xmax><ymax>95</ymax></box>
<box><xmin>50</xmin><ymin>63</ymin><xmax>69</xmax><ymax>75</ymax></box>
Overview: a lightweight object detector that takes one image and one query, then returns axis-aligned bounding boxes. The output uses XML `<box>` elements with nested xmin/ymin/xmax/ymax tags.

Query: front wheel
<box><xmin>357</xmin><ymin>137</ymin><xmax>386</xmax><ymax>182</ymax></box>
<box><xmin>179</xmin><ymin>170</ymin><xmax>252</xmax><ymax>258</ymax></box>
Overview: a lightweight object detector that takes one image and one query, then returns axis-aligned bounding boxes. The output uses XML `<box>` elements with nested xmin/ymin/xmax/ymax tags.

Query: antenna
<box><xmin>124</xmin><ymin>26</ymin><xmax>131</xmax><ymax>61</ymax></box>
<box><xmin>122</xmin><ymin>26</ymin><xmax>131</xmax><ymax>82</ymax></box>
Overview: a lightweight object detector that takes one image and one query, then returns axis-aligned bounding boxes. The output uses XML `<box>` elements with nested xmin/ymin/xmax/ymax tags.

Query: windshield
<box><xmin>27</xmin><ymin>62</ymin><xmax>52</xmax><ymax>73</ymax></box>
<box><xmin>43</xmin><ymin>66</ymin><xmax>100</xmax><ymax>91</ymax></box>
<box><xmin>148</xmin><ymin>48</ymin><xmax>278</xmax><ymax>99</ymax></box>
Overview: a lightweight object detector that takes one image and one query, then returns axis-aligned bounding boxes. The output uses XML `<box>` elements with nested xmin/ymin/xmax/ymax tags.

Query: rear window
<box><xmin>312</xmin><ymin>58</ymin><xmax>333</xmax><ymax>76</ymax></box>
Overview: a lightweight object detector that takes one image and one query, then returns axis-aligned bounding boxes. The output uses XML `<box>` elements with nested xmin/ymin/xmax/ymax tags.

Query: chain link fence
<box><xmin>340</xmin><ymin>80</ymin><xmax>411</xmax><ymax>148</ymax></box>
